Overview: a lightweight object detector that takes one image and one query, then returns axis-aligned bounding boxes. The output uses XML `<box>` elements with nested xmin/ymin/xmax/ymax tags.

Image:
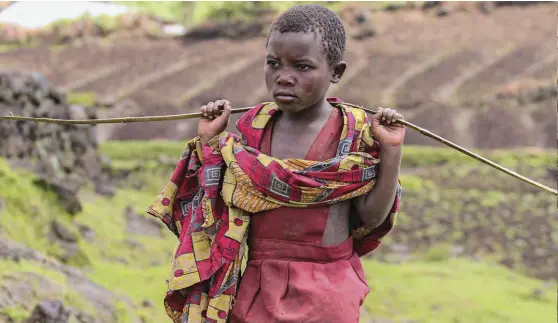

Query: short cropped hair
<box><xmin>268</xmin><ymin>4</ymin><xmax>346</xmax><ymax>65</ymax></box>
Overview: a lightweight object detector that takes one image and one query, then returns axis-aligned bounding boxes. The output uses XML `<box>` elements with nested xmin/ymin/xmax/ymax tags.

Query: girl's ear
<box><xmin>331</xmin><ymin>61</ymin><xmax>347</xmax><ymax>84</ymax></box>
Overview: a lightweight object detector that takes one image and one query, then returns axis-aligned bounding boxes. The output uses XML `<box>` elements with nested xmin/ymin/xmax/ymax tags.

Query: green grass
<box><xmin>0</xmin><ymin>157</ymin><xmax>173</xmax><ymax>321</ymax></box>
<box><xmin>0</xmin><ymin>44</ymin><xmax>22</xmax><ymax>53</ymax></box>
<box><xmin>0</xmin><ymin>158</ymin><xmax>71</xmax><ymax>260</ymax></box>
<box><xmin>99</xmin><ymin>140</ymin><xmax>187</xmax><ymax>161</ymax></box>
<box><xmin>66</xmin><ymin>91</ymin><xmax>96</xmax><ymax>106</ymax></box>
<box><xmin>401</xmin><ymin>146</ymin><xmax>554</xmax><ymax>169</ymax></box>
<box><xmin>73</xmin><ymin>188</ymin><xmax>176</xmax><ymax>321</ymax></box>
<box><xmin>361</xmin><ymin>258</ymin><xmax>556</xmax><ymax>323</ymax></box>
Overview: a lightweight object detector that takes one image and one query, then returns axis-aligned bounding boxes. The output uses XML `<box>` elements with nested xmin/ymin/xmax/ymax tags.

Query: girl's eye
<box><xmin>297</xmin><ymin>64</ymin><xmax>311</xmax><ymax>70</ymax></box>
<box><xmin>267</xmin><ymin>60</ymin><xmax>279</xmax><ymax>68</ymax></box>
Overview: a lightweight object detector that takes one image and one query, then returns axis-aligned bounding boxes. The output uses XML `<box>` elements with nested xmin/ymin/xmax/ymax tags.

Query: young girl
<box><xmin>148</xmin><ymin>5</ymin><xmax>404</xmax><ymax>323</ymax></box>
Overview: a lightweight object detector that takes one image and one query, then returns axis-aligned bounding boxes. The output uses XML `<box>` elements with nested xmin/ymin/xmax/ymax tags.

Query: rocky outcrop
<box><xmin>25</xmin><ymin>300</ymin><xmax>70</xmax><ymax>323</ymax></box>
<box><xmin>0</xmin><ymin>71</ymin><xmax>101</xmax><ymax>183</ymax></box>
<box><xmin>0</xmin><ymin>71</ymin><xmax>107</xmax><ymax>214</ymax></box>
<box><xmin>0</xmin><ymin>237</ymin><xmax>142</xmax><ymax>323</ymax></box>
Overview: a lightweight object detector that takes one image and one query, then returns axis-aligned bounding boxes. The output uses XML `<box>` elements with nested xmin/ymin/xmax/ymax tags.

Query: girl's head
<box><xmin>265</xmin><ymin>5</ymin><xmax>347</xmax><ymax>113</ymax></box>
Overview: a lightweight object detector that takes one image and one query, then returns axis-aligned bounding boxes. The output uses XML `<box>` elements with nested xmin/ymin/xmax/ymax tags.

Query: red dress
<box><xmin>229</xmin><ymin>108</ymin><xmax>370</xmax><ymax>323</ymax></box>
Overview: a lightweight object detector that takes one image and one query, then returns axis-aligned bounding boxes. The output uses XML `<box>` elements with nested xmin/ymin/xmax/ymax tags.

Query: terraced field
<box><xmin>0</xmin><ymin>3</ymin><xmax>555</xmax><ymax>148</ymax></box>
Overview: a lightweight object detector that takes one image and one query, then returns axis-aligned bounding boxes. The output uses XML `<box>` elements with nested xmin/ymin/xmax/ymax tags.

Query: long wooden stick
<box><xmin>1</xmin><ymin>105</ymin><xmax>556</xmax><ymax>195</ymax></box>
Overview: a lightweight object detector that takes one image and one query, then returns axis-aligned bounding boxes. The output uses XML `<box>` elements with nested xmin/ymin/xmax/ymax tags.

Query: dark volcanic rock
<box><xmin>51</xmin><ymin>220</ymin><xmax>78</xmax><ymax>243</ymax></box>
<box><xmin>0</xmin><ymin>70</ymin><xmax>102</xmax><ymax>188</ymax></box>
<box><xmin>0</xmin><ymin>237</ymin><xmax>140</xmax><ymax>322</ymax></box>
<box><xmin>25</xmin><ymin>300</ymin><xmax>70</xmax><ymax>323</ymax></box>
<box><xmin>33</xmin><ymin>177</ymin><xmax>82</xmax><ymax>215</ymax></box>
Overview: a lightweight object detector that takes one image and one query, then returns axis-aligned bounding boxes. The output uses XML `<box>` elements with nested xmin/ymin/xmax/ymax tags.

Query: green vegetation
<box><xmin>100</xmin><ymin>139</ymin><xmax>554</xmax><ymax>172</ymax></box>
<box><xmin>99</xmin><ymin>140</ymin><xmax>186</xmax><ymax>161</ymax></box>
<box><xmin>0</xmin><ymin>1</ymin><xmax>419</xmax><ymax>50</ymax></box>
<box><xmin>0</xmin><ymin>158</ymin><xmax>72</xmax><ymax>260</ymax></box>
<box><xmin>117</xmin><ymin>1</ymin><xmax>413</xmax><ymax>26</ymax></box>
<box><xmin>115</xmin><ymin>1</ymin><xmax>191</xmax><ymax>23</ymax></box>
<box><xmin>0</xmin><ymin>306</ymin><xmax>28</xmax><ymax>322</ymax></box>
<box><xmin>66</xmin><ymin>91</ymin><xmax>96</xmax><ymax>106</ymax></box>
<box><xmin>0</xmin><ymin>141</ymin><xmax>555</xmax><ymax>322</ymax></box>
<box><xmin>0</xmin><ymin>157</ymin><xmax>173</xmax><ymax>321</ymax></box>
<box><xmin>118</xmin><ymin>1</ymin><xmax>343</xmax><ymax>25</ymax></box>
<box><xmin>401</xmin><ymin>145</ymin><xmax>554</xmax><ymax>168</ymax></box>
<box><xmin>0</xmin><ymin>44</ymin><xmax>23</xmax><ymax>53</ymax></box>
<box><xmin>362</xmin><ymin>259</ymin><xmax>556</xmax><ymax>323</ymax></box>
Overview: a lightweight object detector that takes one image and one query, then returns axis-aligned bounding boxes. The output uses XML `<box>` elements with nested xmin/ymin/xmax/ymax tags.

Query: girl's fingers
<box><xmin>207</xmin><ymin>102</ymin><xmax>216</xmax><ymax>119</ymax></box>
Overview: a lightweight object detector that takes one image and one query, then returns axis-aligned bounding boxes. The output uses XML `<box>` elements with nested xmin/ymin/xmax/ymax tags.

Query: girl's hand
<box><xmin>198</xmin><ymin>99</ymin><xmax>232</xmax><ymax>145</ymax></box>
<box><xmin>371</xmin><ymin>107</ymin><xmax>405</xmax><ymax>148</ymax></box>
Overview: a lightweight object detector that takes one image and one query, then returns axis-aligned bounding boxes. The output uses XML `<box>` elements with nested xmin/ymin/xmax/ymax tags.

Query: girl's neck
<box><xmin>280</xmin><ymin>97</ymin><xmax>331</xmax><ymax>124</ymax></box>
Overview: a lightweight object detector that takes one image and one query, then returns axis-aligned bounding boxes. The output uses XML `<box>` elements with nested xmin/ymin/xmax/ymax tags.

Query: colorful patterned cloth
<box><xmin>147</xmin><ymin>99</ymin><xmax>401</xmax><ymax>323</ymax></box>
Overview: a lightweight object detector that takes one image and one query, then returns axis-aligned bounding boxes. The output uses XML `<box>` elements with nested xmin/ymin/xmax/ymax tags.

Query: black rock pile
<box><xmin>0</xmin><ymin>71</ymin><xmax>101</xmax><ymax>181</ymax></box>
<box><xmin>0</xmin><ymin>71</ymin><xmax>106</xmax><ymax>214</ymax></box>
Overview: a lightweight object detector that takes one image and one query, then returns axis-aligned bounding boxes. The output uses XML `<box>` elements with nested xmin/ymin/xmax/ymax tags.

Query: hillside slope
<box><xmin>1</xmin><ymin>3</ymin><xmax>555</xmax><ymax>148</ymax></box>
<box><xmin>0</xmin><ymin>142</ymin><xmax>556</xmax><ymax>322</ymax></box>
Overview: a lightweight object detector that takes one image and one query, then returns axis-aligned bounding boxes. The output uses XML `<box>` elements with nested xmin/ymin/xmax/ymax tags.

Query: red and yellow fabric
<box><xmin>147</xmin><ymin>98</ymin><xmax>402</xmax><ymax>323</ymax></box>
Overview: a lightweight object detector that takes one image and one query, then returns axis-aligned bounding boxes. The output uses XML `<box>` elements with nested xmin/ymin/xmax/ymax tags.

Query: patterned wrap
<box><xmin>147</xmin><ymin>98</ymin><xmax>402</xmax><ymax>323</ymax></box>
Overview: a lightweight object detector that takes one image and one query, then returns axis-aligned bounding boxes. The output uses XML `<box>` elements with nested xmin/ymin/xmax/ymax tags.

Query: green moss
<box><xmin>0</xmin><ymin>259</ymin><xmax>67</xmax><ymax>285</ymax></box>
<box><xmin>67</xmin><ymin>91</ymin><xmax>96</xmax><ymax>106</ymax></box>
<box><xmin>0</xmin><ymin>159</ymin><xmax>73</xmax><ymax>259</ymax></box>
<box><xmin>0</xmin><ymin>306</ymin><xmax>29</xmax><ymax>322</ymax></box>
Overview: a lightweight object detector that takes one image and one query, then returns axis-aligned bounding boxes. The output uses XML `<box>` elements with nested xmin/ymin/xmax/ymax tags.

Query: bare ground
<box><xmin>0</xmin><ymin>4</ymin><xmax>555</xmax><ymax>148</ymax></box>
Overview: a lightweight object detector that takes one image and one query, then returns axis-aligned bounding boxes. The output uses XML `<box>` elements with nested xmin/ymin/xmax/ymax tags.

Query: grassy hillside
<box><xmin>361</xmin><ymin>259</ymin><xmax>555</xmax><ymax>323</ymax></box>
<box><xmin>0</xmin><ymin>157</ymin><xmax>173</xmax><ymax>322</ymax></box>
<box><xmin>0</xmin><ymin>142</ymin><xmax>556</xmax><ymax>322</ymax></box>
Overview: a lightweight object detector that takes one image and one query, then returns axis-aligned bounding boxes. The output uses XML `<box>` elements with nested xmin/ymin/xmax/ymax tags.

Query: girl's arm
<box><xmin>353</xmin><ymin>146</ymin><xmax>401</xmax><ymax>229</ymax></box>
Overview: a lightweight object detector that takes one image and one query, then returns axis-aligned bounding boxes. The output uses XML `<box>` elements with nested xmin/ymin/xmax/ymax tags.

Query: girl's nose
<box><xmin>276</xmin><ymin>72</ymin><xmax>295</xmax><ymax>86</ymax></box>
